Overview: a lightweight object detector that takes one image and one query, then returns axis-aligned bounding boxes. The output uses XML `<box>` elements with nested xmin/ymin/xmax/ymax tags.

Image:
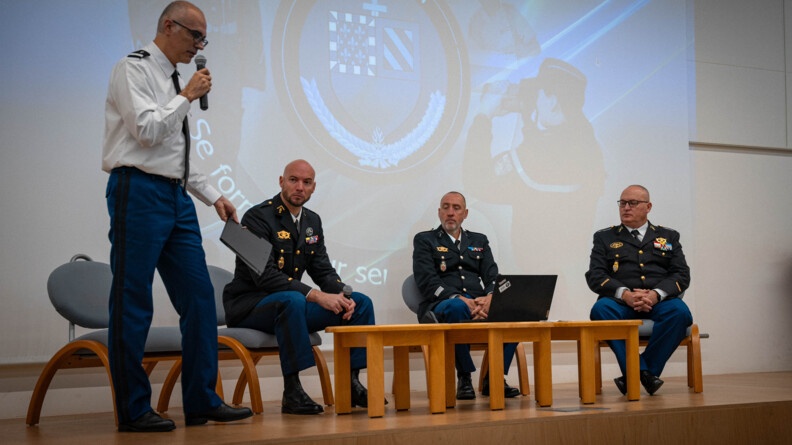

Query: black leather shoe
<box><xmin>481</xmin><ymin>377</ymin><xmax>520</xmax><ymax>398</ymax></box>
<box><xmin>118</xmin><ymin>410</ymin><xmax>175</xmax><ymax>432</ymax></box>
<box><xmin>640</xmin><ymin>370</ymin><xmax>664</xmax><ymax>396</ymax></box>
<box><xmin>351</xmin><ymin>370</ymin><xmax>368</xmax><ymax>408</ymax></box>
<box><xmin>282</xmin><ymin>373</ymin><xmax>323</xmax><ymax>415</ymax></box>
<box><xmin>614</xmin><ymin>376</ymin><xmax>627</xmax><ymax>395</ymax></box>
<box><xmin>185</xmin><ymin>402</ymin><xmax>253</xmax><ymax>426</ymax></box>
<box><xmin>456</xmin><ymin>374</ymin><xmax>475</xmax><ymax>400</ymax></box>
<box><xmin>350</xmin><ymin>369</ymin><xmax>387</xmax><ymax>408</ymax></box>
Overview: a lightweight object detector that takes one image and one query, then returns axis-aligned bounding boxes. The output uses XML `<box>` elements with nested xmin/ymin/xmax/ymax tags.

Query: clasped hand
<box><xmin>467</xmin><ymin>294</ymin><xmax>492</xmax><ymax>320</ymax></box>
<box><xmin>311</xmin><ymin>290</ymin><xmax>356</xmax><ymax>321</ymax></box>
<box><xmin>624</xmin><ymin>289</ymin><xmax>658</xmax><ymax>312</ymax></box>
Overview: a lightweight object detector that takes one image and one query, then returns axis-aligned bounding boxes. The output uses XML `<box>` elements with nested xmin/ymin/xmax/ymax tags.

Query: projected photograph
<box><xmin>3</xmin><ymin>0</ymin><xmax>692</xmax><ymax>323</ymax></box>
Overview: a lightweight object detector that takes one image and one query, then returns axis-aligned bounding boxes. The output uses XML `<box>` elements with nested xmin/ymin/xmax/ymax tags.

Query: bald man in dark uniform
<box><xmin>223</xmin><ymin>159</ymin><xmax>376</xmax><ymax>415</ymax></box>
<box><xmin>586</xmin><ymin>185</ymin><xmax>692</xmax><ymax>396</ymax></box>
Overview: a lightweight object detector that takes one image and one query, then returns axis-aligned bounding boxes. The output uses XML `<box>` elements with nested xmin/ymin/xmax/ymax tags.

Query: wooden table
<box><xmin>550</xmin><ymin>320</ymin><xmax>642</xmax><ymax>403</ymax></box>
<box><xmin>443</xmin><ymin>322</ymin><xmax>554</xmax><ymax>410</ymax></box>
<box><xmin>326</xmin><ymin>324</ymin><xmax>447</xmax><ymax>418</ymax></box>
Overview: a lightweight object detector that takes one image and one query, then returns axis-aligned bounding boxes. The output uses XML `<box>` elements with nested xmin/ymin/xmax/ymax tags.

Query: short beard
<box><xmin>284</xmin><ymin>193</ymin><xmax>309</xmax><ymax>209</ymax></box>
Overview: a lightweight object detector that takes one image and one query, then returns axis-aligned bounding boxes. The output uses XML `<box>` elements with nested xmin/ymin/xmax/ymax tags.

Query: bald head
<box><xmin>279</xmin><ymin>159</ymin><xmax>316</xmax><ymax>213</ymax></box>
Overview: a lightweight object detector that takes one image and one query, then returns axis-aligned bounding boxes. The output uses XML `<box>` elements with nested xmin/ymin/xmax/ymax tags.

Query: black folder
<box><xmin>220</xmin><ymin>219</ymin><xmax>272</xmax><ymax>276</ymax></box>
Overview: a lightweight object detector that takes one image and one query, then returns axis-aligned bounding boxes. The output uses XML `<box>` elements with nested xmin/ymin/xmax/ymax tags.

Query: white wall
<box><xmin>689</xmin><ymin>0</ymin><xmax>792</xmax><ymax>374</ymax></box>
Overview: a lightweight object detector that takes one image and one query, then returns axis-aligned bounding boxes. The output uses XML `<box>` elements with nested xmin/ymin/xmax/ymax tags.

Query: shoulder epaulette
<box><xmin>127</xmin><ymin>50</ymin><xmax>150</xmax><ymax>59</ymax></box>
<box><xmin>655</xmin><ymin>224</ymin><xmax>679</xmax><ymax>233</ymax></box>
<box><xmin>596</xmin><ymin>225</ymin><xmax>615</xmax><ymax>233</ymax></box>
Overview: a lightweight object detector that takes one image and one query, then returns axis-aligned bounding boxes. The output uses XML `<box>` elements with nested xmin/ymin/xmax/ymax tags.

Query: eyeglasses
<box><xmin>617</xmin><ymin>200</ymin><xmax>649</xmax><ymax>208</ymax></box>
<box><xmin>171</xmin><ymin>19</ymin><xmax>208</xmax><ymax>47</ymax></box>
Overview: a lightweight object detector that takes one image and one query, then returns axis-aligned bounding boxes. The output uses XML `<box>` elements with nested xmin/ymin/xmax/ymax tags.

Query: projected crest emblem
<box><xmin>272</xmin><ymin>0</ymin><xmax>469</xmax><ymax>179</ymax></box>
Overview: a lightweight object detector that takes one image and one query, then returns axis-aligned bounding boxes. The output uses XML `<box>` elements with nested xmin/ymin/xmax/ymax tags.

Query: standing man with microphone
<box><xmin>223</xmin><ymin>159</ymin><xmax>377</xmax><ymax>415</ymax></box>
<box><xmin>102</xmin><ymin>1</ymin><xmax>252</xmax><ymax>432</ymax></box>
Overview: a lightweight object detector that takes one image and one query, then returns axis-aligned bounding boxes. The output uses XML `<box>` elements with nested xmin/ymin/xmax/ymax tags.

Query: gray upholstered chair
<box><xmin>156</xmin><ymin>265</ymin><xmax>333</xmax><ymax>414</ymax></box>
<box><xmin>27</xmin><ymin>254</ymin><xmax>183</xmax><ymax>426</ymax></box>
<box><xmin>400</xmin><ymin>274</ymin><xmax>530</xmax><ymax>395</ymax></box>
<box><xmin>595</xmin><ymin>320</ymin><xmax>707</xmax><ymax>394</ymax></box>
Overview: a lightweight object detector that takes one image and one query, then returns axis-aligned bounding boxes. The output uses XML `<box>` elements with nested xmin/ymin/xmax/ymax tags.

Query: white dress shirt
<box><xmin>102</xmin><ymin>42</ymin><xmax>220</xmax><ymax>206</ymax></box>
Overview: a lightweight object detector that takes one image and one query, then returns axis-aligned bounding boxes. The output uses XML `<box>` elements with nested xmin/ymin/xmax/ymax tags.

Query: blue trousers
<box><xmin>590</xmin><ymin>296</ymin><xmax>692</xmax><ymax>377</ymax></box>
<box><xmin>236</xmin><ymin>291</ymin><xmax>375</xmax><ymax>375</ymax></box>
<box><xmin>106</xmin><ymin>167</ymin><xmax>222</xmax><ymax>422</ymax></box>
<box><xmin>433</xmin><ymin>297</ymin><xmax>518</xmax><ymax>374</ymax></box>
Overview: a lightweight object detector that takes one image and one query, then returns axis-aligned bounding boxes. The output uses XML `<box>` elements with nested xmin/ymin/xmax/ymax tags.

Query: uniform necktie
<box><xmin>170</xmin><ymin>70</ymin><xmax>190</xmax><ymax>184</ymax></box>
<box><xmin>631</xmin><ymin>229</ymin><xmax>641</xmax><ymax>242</ymax></box>
<box><xmin>455</xmin><ymin>239</ymin><xmax>460</xmax><ymax>250</ymax></box>
<box><xmin>295</xmin><ymin>217</ymin><xmax>300</xmax><ymax>235</ymax></box>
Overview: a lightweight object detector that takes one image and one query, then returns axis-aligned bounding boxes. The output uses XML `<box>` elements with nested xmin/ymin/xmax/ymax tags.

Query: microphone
<box><xmin>342</xmin><ymin>284</ymin><xmax>353</xmax><ymax>299</ymax></box>
<box><xmin>194</xmin><ymin>55</ymin><xmax>208</xmax><ymax>110</ymax></box>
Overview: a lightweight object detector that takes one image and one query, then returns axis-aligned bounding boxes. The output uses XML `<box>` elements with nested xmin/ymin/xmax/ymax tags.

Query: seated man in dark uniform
<box><xmin>586</xmin><ymin>184</ymin><xmax>693</xmax><ymax>395</ymax></box>
<box><xmin>223</xmin><ymin>159</ymin><xmax>376</xmax><ymax>414</ymax></box>
<box><xmin>412</xmin><ymin>191</ymin><xmax>520</xmax><ymax>400</ymax></box>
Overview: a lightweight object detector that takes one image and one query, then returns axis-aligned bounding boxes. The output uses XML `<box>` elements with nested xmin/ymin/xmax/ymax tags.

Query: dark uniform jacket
<box><xmin>223</xmin><ymin>193</ymin><xmax>344</xmax><ymax>326</ymax></box>
<box><xmin>585</xmin><ymin>222</ymin><xmax>690</xmax><ymax>301</ymax></box>
<box><xmin>412</xmin><ymin>226</ymin><xmax>498</xmax><ymax>320</ymax></box>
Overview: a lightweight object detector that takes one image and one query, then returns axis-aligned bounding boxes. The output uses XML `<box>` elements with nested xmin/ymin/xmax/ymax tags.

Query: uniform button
<box><xmin>638</xmin><ymin>250</ymin><xmax>643</xmax><ymax>254</ymax></box>
<box><xmin>462</xmin><ymin>288</ymin><xmax>467</xmax><ymax>292</ymax></box>
<box><xmin>461</xmin><ymin>275</ymin><xmax>465</xmax><ymax>280</ymax></box>
<box><xmin>640</xmin><ymin>276</ymin><xmax>645</xmax><ymax>280</ymax></box>
<box><xmin>459</xmin><ymin>255</ymin><xmax>463</xmax><ymax>259</ymax></box>
<box><xmin>294</xmin><ymin>267</ymin><xmax>299</xmax><ymax>272</ymax></box>
<box><xmin>640</xmin><ymin>263</ymin><xmax>644</xmax><ymax>268</ymax></box>
<box><xmin>296</xmin><ymin>249</ymin><xmax>301</xmax><ymax>255</ymax></box>
<box><xmin>458</xmin><ymin>265</ymin><xmax>462</xmax><ymax>270</ymax></box>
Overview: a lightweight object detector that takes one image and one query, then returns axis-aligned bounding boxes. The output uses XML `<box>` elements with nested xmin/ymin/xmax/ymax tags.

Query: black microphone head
<box><xmin>195</xmin><ymin>55</ymin><xmax>207</xmax><ymax>70</ymax></box>
<box><xmin>342</xmin><ymin>284</ymin><xmax>353</xmax><ymax>297</ymax></box>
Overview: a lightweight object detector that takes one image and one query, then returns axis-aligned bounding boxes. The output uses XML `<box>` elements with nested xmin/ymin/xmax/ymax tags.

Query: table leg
<box><xmin>428</xmin><ymin>331</ymin><xmax>446</xmax><ymax>414</ymax></box>
<box><xmin>533</xmin><ymin>331</ymin><xmax>553</xmax><ymax>407</ymax></box>
<box><xmin>578</xmin><ymin>328</ymin><xmax>596</xmax><ymax>404</ymax></box>
<box><xmin>625</xmin><ymin>327</ymin><xmax>641</xmax><ymax>401</ymax></box>
<box><xmin>487</xmin><ymin>329</ymin><xmax>505</xmax><ymax>410</ymax></box>
<box><xmin>366</xmin><ymin>334</ymin><xmax>385</xmax><ymax>418</ymax></box>
<box><xmin>333</xmin><ymin>334</ymin><xmax>352</xmax><ymax>414</ymax></box>
<box><xmin>392</xmin><ymin>346</ymin><xmax>411</xmax><ymax>411</ymax></box>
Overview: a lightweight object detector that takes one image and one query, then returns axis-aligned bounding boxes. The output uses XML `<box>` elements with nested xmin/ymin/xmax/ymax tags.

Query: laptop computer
<box><xmin>220</xmin><ymin>219</ymin><xmax>273</xmax><ymax>276</ymax></box>
<box><xmin>480</xmin><ymin>274</ymin><xmax>557</xmax><ymax>322</ymax></box>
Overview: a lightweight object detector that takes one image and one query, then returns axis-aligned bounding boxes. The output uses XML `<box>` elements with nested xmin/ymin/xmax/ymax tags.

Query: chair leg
<box><xmin>313</xmin><ymin>346</ymin><xmax>334</xmax><ymax>406</ymax></box>
<box><xmin>689</xmin><ymin>324</ymin><xmax>703</xmax><ymax>393</ymax></box>
<box><xmin>219</xmin><ymin>336</ymin><xmax>264</xmax><ymax>414</ymax></box>
<box><xmin>156</xmin><ymin>359</ymin><xmax>182</xmax><ymax>413</ymax></box>
<box><xmin>514</xmin><ymin>343</ymin><xmax>530</xmax><ymax>396</ymax></box>
<box><xmin>142</xmin><ymin>362</ymin><xmax>157</xmax><ymax>376</ymax></box>
<box><xmin>26</xmin><ymin>341</ymin><xmax>117</xmax><ymax>426</ymax></box>
<box><xmin>233</xmin><ymin>355</ymin><xmax>263</xmax><ymax>407</ymax></box>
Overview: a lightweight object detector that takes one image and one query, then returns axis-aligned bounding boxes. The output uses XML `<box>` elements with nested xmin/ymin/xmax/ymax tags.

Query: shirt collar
<box><xmin>624</xmin><ymin>222</ymin><xmax>649</xmax><ymax>238</ymax></box>
<box><xmin>145</xmin><ymin>42</ymin><xmax>177</xmax><ymax>82</ymax></box>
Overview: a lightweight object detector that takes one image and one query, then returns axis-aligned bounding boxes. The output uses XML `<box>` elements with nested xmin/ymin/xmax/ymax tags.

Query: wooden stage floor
<box><xmin>4</xmin><ymin>372</ymin><xmax>791</xmax><ymax>445</ymax></box>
